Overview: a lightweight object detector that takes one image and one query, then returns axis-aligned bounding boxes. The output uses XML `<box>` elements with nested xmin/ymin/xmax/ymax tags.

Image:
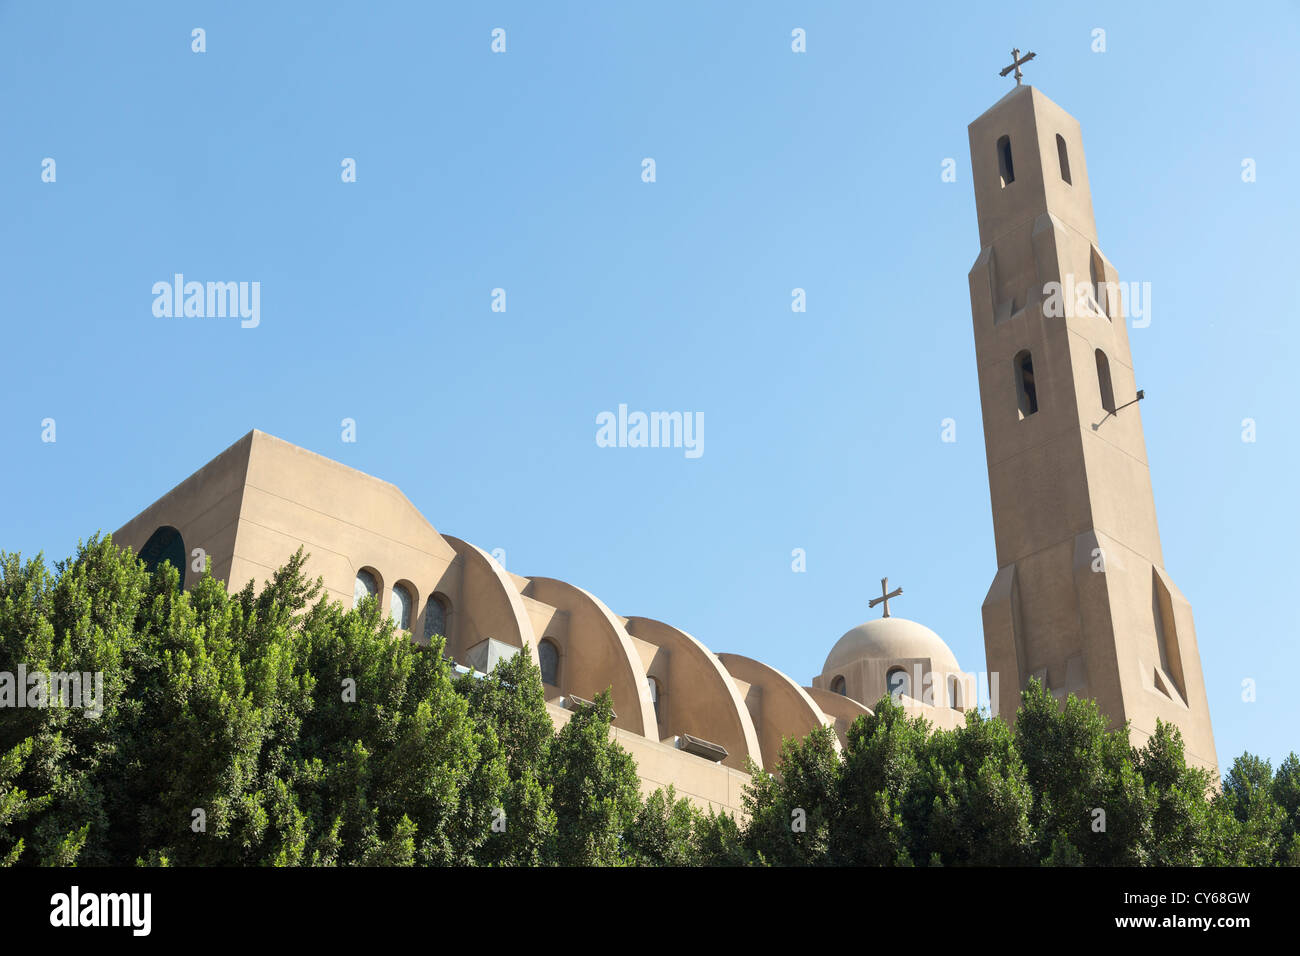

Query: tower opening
<box><xmin>1014</xmin><ymin>349</ymin><xmax>1038</xmax><ymax>418</ymax></box>
<box><xmin>1095</xmin><ymin>349</ymin><xmax>1116</xmax><ymax>414</ymax></box>
<box><xmin>1090</xmin><ymin>247</ymin><xmax>1110</xmax><ymax>319</ymax></box>
<box><xmin>997</xmin><ymin>135</ymin><xmax>1015</xmax><ymax>187</ymax></box>
<box><xmin>1056</xmin><ymin>134</ymin><xmax>1072</xmax><ymax>184</ymax></box>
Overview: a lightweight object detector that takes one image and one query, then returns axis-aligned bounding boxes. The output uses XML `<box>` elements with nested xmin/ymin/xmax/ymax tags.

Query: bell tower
<box><xmin>966</xmin><ymin>81</ymin><xmax>1218</xmax><ymax>772</ymax></box>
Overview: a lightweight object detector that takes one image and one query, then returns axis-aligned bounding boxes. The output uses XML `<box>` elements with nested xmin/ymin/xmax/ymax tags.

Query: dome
<box><xmin>822</xmin><ymin>617</ymin><xmax>960</xmax><ymax>675</ymax></box>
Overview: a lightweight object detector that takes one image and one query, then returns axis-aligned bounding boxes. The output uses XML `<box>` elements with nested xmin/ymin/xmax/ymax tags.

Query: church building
<box><xmin>112</xmin><ymin>80</ymin><xmax>1216</xmax><ymax>814</ymax></box>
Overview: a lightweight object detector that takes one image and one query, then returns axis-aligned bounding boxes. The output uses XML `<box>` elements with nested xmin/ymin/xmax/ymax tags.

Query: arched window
<box><xmin>538</xmin><ymin>638</ymin><xmax>560</xmax><ymax>687</ymax></box>
<box><xmin>1014</xmin><ymin>349</ymin><xmax>1039</xmax><ymax>418</ymax></box>
<box><xmin>353</xmin><ymin>568</ymin><xmax>379</xmax><ymax>607</ymax></box>
<box><xmin>948</xmin><ymin>675</ymin><xmax>963</xmax><ymax>709</ymax></box>
<box><xmin>1056</xmin><ymin>134</ymin><xmax>1072</xmax><ymax>184</ymax></box>
<box><xmin>830</xmin><ymin>675</ymin><xmax>847</xmax><ymax>696</ymax></box>
<box><xmin>139</xmin><ymin>525</ymin><xmax>186</xmax><ymax>591</ymax></box>
<box><xmin>887</xmin><ymin>666</ymin><xmax>911</xmax><ymax>700</ymax></box>
<box><xmin>997</xmin><ymin>135</ymin><xmax>1015</xmax><ymax>187</ymax></box>
<box><xmin>1095</xmin><ymin>349</ymin><xmax>1116</xmax><ymax>414</ymax></box>
<box><xmin>648</xmin><ymin>676</ymin><xmax>661</xmax><ymax>721</ymax></box>
<box><xmin>391</xmin><ymin>583</ymin><xmax>413</xmax><ymax>630</ymax></box>
<box><xmin>423</xmin><ymin>594</ymin><xmax>449</xmax><ymax>641</ymax></box>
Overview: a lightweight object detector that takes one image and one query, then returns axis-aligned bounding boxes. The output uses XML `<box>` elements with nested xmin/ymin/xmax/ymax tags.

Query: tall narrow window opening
<box><xmin>997</xmin><ymin>135</ymin><xmax>1015</xmax><ymax>187</ymax></box>
<box><xmin>1014</xmin><ymin>349</ymin><xmax>1039</xmax><ymax>418</ymax></box>
<box><xmin>1056</xmin><ymin>134</ymin><xmax>1072</xmax><ymax>184</ymax></box>
<box><xmin>1095</xmin><ymin>349</ymin><xmax>1116</xmax><ymax>414</ymax></box>
<box><xmin>1090</xmin><ymin>248</ymin><xmax>1111</xmax><ymax>319</ymax></box>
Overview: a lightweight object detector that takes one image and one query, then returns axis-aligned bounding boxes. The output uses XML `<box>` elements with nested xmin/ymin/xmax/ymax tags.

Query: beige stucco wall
<box><xmin>113</xmin><ymin>430</ymin><xmax>252</xmax><ymax>587</ymax></box>
<box><xmin>546</xmin><ymin>702</ymin><xmax>749</xmax><ymax>815</ymax></box>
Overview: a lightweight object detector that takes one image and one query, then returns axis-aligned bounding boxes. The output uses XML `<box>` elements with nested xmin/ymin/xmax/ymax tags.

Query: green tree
<box><xmin>739</xmin><ymin>726</ymin><xmax>839</xmax><ymax>866</ymax></box>
<box><xmin>1134</xmin><ymin>720</ymin><xmax>1221</xmax><ymax>865</ymax></box>
<box><xmin>1218</xmin><ymin>753</ymin><xmax>1286</xmax><ymax>865</ymax></box>
<box><xmin>4</xmin><ymin>534</ymin><xmax>1296</xmax><ymax>869</ymax></box>
<box><xmin>0</xmin><ymin>537</ymin><xmax>507</xmax><ymax>867</ymax></box>
<box><xmin>1014</xmin><ymin>679</ymin><xmax>1150</xmax><ymax>864</ymax></box>
<box><xmin>920</xmin><ymin>709</ymin><xmax>1036</xmax><ymax>866</ymax></box>
<box><xmin>1271</xmin><ymin>753</ymin><xmax>1300</xmax><ymax>865</ymax></box>
<box><xmin>544</xmin><ymin>690</ymin><xmax>641</xmax><ymax>865</ymax></box>
<box><xmin>831</xmin><ymin>697</ymin><xmax>928</xmax><ymax>866</ymax></box>
<box><xmin>625</xmin><ymin>786</ymin><xmax>701</xmax><ymax>866</ymax></box>
<box><xmin>689</xmin><ymin>806</ymin><xmax>746</xmax><ymax>866</ymax></box>
<box><xmin>455</xmin><ymin>649</ymin><xmax>557</xmax><ymax>865</ymax></box>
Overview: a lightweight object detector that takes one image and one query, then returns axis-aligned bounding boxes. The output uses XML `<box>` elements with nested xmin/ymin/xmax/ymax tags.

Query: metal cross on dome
<box><xmin>1000</xmin><ymin>47</ymin><xmax>1036</xmax><ymax>86</ymax></box>
<box><xmin>869</xmin><ymin>577</ymin><xmax>903</xmax><ymax>619</ymax></box>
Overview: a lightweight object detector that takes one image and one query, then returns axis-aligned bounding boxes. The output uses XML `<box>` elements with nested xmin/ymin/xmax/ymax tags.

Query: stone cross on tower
<box><xmin>999</xmin><ymin>47</ymin><xmax>1036</xmax><ymax>86</ymax></box>
<box><xmin>869</xmin><ymin>577</ymin><xmax>903</xmax><ymax>618</ymax></box>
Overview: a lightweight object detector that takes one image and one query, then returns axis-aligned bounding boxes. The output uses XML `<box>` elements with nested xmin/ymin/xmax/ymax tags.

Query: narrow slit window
<box><xmin>997</xmin><ymin>135</ymin><xmax>1015</xmax><ymax>187</ymax></box>
<box><xmin>1056</xmin><ymin>134</ymin><xmax>1072</xmax><ymax>184</ymax></box>
<box><xmin>1090</xmin><ymin>247</ymin><xmax>1111</xmax><ymax>319</ymax></box>
<box><xmin>1095</xmin><ymin>349</ymin><xmax>1116</xmax><ymax>414</ymax></box>
<box><xmin>1014</xmin><ymin>349</ymin><xmax>1039</xmax><ymax>418</ymax></box>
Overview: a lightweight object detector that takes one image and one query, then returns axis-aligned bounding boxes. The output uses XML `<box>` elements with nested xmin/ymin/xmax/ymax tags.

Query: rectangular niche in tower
<box><xmin>1151</xmin><ymin>569</ymin><xmax>1187</xmax><ymax>706</ymax></box>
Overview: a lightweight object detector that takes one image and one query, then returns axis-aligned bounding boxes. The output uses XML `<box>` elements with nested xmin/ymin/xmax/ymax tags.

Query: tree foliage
<box><xmin>1</xmin><ymin>537</ymin><xmax>1295</xmax><ymax>867</ymax></box>
<box><xmin>722</xmin><ymin>682</ymin><xmax>1300</xmax><ymax>867</ymax></box>
<box><xmin>0</xmin><ymin>536</ymin><xmax>683</xmax><ymax>866</ymax></box>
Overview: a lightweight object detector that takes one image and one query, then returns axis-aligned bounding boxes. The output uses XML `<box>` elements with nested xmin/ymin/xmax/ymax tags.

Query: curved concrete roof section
<box><xmin>624</xmin><ymin>617</ymin><xmax>764</xmax><ymax>772</ymax></box>
<box><xmin>804</xmin><ymin>686</ymin><xmax>873</xmax><ymax>722</ymax></box>
<box><xmin>803</xmin><ymin>686</ymin><xmax>873</xmax><ymax>749</ymax></box>
<box><xmin>523</xmin><ymin>578</ymin><xmax>658</xmax><ymax>737</ymax></box>
<box><xmin>441</xmin><ymin>536</ymin><xmax>541</xmax><ymax>669</ymax></box>
<box><xmin>716</xmin><ymin>653</ymin><xmax>837</xmax><ymax>771</ymax></box>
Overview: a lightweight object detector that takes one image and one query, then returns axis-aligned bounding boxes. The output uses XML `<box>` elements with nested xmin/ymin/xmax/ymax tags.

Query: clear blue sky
<box><xmin>3</xmin><ymin>2</ymin><xmax>1297</xmax><ymax>776</ymax></box>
